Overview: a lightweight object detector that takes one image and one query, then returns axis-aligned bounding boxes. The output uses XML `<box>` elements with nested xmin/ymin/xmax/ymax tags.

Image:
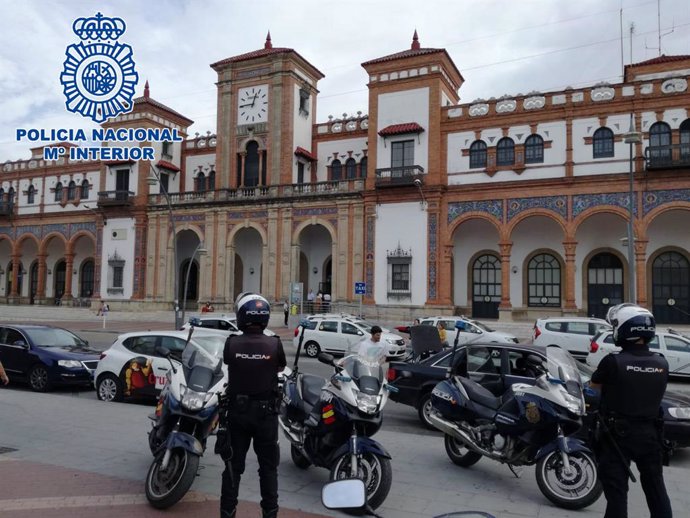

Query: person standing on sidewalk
<box><xmin>220</xmin><ymin>293</ymin><xmax>286</xmax><ymax>518</ymax></box>
<box><xmin>283</xmin><ymin>299</ymin><xmax>289</xmax><ymax>327</ymax></box>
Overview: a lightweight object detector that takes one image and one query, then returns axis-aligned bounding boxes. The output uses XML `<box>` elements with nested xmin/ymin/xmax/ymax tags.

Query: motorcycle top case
<box><xmin>431</xmin><ymin>379</ymin><xmax>494</xmax><ymax>421</ymax></box>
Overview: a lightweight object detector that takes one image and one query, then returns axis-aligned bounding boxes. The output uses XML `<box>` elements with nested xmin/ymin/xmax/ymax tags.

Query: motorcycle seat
<box><xmin>300</xmin><ymin>374</ymin><xmax>325</xmax><ymax>408</ymax></box>
<box><xmin>458</xmin><ymin>377</ymin><xmax>502</xmax><ymax>410</ymax></box>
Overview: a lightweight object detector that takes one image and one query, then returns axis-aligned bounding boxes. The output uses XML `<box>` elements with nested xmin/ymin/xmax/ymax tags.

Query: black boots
<box><xmin>262</xmin><ymin>507</ymin><xmax>279</xmax><ymax>518</ymax></box>
<box><xmin>220</xmin><ymin>509</ymin><xmax>236</xmax><ymax>518</ymax></box>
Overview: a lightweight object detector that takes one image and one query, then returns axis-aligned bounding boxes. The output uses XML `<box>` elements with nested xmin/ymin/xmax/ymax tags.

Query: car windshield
<box><xmin>470</xmin><ymin>320</ymin><xmax>495</xmax><ymax>333</ymax></box>
<box><xmin>24</xmin><ymin>328</ymin><xmax>85</xmax><ymax>347</ymax></box>
<box><xmin>181</xmin><ymin>334</ymin><xmax>225</xmax><ymax>370</ymax></box>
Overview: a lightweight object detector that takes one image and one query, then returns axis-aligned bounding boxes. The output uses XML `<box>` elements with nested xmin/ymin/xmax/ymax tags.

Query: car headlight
<box><xmin>385</xmin><ymin>338</ymin><xmax>397</xmax><ymax>344</ymax></box>
<box><xmin>180</xmin><ymin>385</ymin><xmax>210</xmax><ymax>412</ymax></box>
<box><xmin>58</xmin><ymin>360</ymin><xmax>83</xmax><ymax>368</ymax></box>
<box><xmin>668</xmin><ymin>407</ymin><xmax>690</xmax><ymax>419</ymax></box>
<box><xmin>354</xmin><ymin>389</ymin><xmax>381</xmax><ymax>414</ymax></box>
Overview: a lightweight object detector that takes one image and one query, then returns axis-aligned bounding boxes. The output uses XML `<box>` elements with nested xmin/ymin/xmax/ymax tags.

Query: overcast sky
<box><xmin>1</xmin><ymin>0</ymin><xmax>688</xmax><ymax>160</ymax></box>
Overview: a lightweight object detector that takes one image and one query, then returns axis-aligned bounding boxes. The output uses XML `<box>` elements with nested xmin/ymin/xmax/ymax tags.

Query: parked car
<box><xmin>180</xmin><ymin>314</ymin><xmax>276</xmax><ymax>336</ymax></box>
<box><xmin>0</xmin><ymin>324</ymin><xmax>99</xmax><ymax>392</ymax></box>
<box><xmin>95</xmin><ymin>330</ymin><xmax>228</xmax><ymax>402</ymax></box>
<box><xmin>418</xmin><ymin>316</ymin><xmax>518</xmax><ymax>346</ymax></box>
<box><xmin>292</xmin><ymin>317</ymin><xmax>406</xmax><ymax>358</ymax></box>
<box><xmin>532</xmin><ymin>317</ymin><xmax>611</xmax><ymax>361</ymax></box>
<box><xmin>305</xmin><ymin>313</ymin><xmax>391</xmax><ymax>333</ymax></box>
<box><xmin>387</xmin><ymin>343</ymin><xmax>690</xmax><ymax>453</ymax></box>
<box><xmin>587</xmin><ymin>328</ymin><xmax>690</xmax><ymax>377</ymax></box>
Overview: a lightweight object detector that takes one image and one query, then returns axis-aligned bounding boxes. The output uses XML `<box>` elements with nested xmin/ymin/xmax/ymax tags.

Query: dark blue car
<box><xmin>0</xmin><ymin>324</ymin><xmax>100</xmax><ymax>392</ymax></box>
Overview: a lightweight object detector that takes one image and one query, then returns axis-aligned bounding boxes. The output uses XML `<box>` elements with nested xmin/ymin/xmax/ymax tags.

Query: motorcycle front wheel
<box><xmin>535</xmin><ymin>450</ymin><xmax>602</xmax><ymax>510</ymax></box>
<box><xmin>330</xmin><ymin>452</ymin><xmax>392</xmax><ymax>511</ymax></box>
<box><xmin>145</xmin><ymin>448</ymin><xmax>200</xmax><ymax>509</ymax></box>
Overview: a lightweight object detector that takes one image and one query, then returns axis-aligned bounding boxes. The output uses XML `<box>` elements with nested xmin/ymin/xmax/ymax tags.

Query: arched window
<box><xmin>527</xmin><ymin>253</ymin><xmax>561</xmax><ymax>307</ymax></box>
<box><xmin>359</xmin><ymin>156</ymin><xmax>368</xmax><ymax>178</ymax></box>
<box><xmin>80</xmin><ymin>180</ymin><xmax>89</xmax><ymax>199</ymax></box>
<box><xmin>207</xmin><ymin>170</ymin><xmax>216</xmax><ymax>190</ymax></box>
<box><xmin>0</xmin><ymin>188</ymin><xmax>4</xmax><ymax>201</ymax></box>
<box><xmin>27</xmin><ymin>185</ymin><xmax>35</xmax><ymax>204</ymax></box>
<box><xmin>649</xmin><ymin>121</ymin><xmax>672</xmax><ymax>164</ymax></box>
<box><xmin>681</xmin><ymin>119</ymin><xmax>690</xmax><ymax>160</ymax></box>
<box><xmin>80</xmin><ymin>259</ymin><xmax>95</xmax><ymax>298</ymax></box>
<box><xmin>593</xmin><ymin>127</ymin><xmax>614</xmax><ymax>158</ymax></box>
<box><xmin>496</xmin><ymin>137</ymin><xmax>515</xmax><ymax>166</ymax></box>
<box><xmin>331</xmin><ymin>159</ymin><xmax>342</xmax><ymax>181</ymax></box>
<box><xmin>524</xmin><ymin>134</ymin><xmax>544</xmax><ymax>164</ymax></box>
<box><xmin>54</xmin><ymin>182</ymin><xmax>63</xmax><ymax>202</ymax></box>
<box><xmin>8</xmin><ymin>187</ymin><xmax>15</xmax><ymax>204</ymax></box>
<box><xmin>67</xmin><ymin>181</ymin><xmax>76</xmax><ymax>200</ymax></box>
<box><xmin>196</xmin><ymin>172</ymin><xmax>206</xmax><ymax>192</ymax></box>
<box><xmin>345</xmin><ymin>158</ymin><xmax>357</xmax><ymax>179</ymax></box>
<box><xmin>244</xmin><ymin>140</ymin><xmax>260</xmax><ymax>187</ymax></box>
<box><xmin>469</xmin><ymin>140</ymin><xmax>487</xmax><ymax>168</ymax></box>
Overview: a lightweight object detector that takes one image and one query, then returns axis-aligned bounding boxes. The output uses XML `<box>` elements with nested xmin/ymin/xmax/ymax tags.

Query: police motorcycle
<box><xmin>279</xmin><ymin>320</ymin><xmax>395</xmax><ymax>510</ymax></box>
<box><xmin>145</xmin><ymin>326</ymin><xmax>227</xmax><ymax>509</ymax></box>
<box><xmin>428</xmin><ymin>322</ymin><xmax>602</xmax><ymax>510</ymax></box>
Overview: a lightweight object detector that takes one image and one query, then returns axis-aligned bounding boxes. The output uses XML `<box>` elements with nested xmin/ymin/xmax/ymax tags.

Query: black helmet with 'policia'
<box><xmin>235</xmin><ymin>292</ymin><xmax>270</xmax><ymax>331</ymax></box>
<box><xmin>606</xmin><ymin>303</ymin><xmax>656</xmax><ymax>347</ymax></box>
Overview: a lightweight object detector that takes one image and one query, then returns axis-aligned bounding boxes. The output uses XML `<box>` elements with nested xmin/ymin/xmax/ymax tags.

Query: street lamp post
<box><xmin>181</xmin><ymin>242</ymin><xmax>208</xmax><ymax>326</ymax></box>
<box><xmin>624</xmin><ymin>114</ymin><xmax>642</xmax><ymax>303</ymax></box>
<box><xmin>147</xmin><ymin>165</ymin><xmax>181</xmax><ymax>330</ymax></box>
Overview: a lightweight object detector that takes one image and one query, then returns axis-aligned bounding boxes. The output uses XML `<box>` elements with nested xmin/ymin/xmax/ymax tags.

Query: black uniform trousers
<box><xmin>598</xmin><ymin>421</ymin><xmax>672</xmax><ymax>518</ymax></box>
<box><xmin>220</xmin><ymin>400</ymin><xmax>280</xmax><ymax>516</ymax></box>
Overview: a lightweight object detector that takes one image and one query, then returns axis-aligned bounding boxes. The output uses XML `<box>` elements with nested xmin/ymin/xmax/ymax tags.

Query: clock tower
<box><xmin>211</xmin><ymin>33</ymin><xmax>324</xmax><ymax>189</ymax></box>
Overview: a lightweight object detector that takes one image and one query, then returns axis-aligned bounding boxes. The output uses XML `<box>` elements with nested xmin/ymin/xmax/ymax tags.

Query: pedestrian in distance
<box><xmin>437</xmin><ymin>322</ymin><xmax>449</xmax><ymax>348</ymax></box>
<box><xmin>96</xmin><ymin>300</ymin><xmax>109</xmax><ymax>316</ymax></box>
<box><xmin>590</xmin><ymin>303</ymin><xmax>673</xmax><ymax>518</ymax></box>
<box><xmin>219</xmin><ymin>292</ymin><xmax>286</xmax><ymax>518</ymax></box>
<box><xmin>283</xmin><ymin>299</ymin><xmax>289</xmax><ymax>327</ymax></box>
<box><xmin>306</xmin><ymin>288</ymin><xmax>315</xmax><ymax>313</ymax></box>
<box><xmin>202</xmin><ymin>301</ymin><xmax>215</xmax><ymax>313</ymax></box>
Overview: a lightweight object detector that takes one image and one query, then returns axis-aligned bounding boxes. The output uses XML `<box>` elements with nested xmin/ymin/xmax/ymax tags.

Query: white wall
<box><xmin>452</xmin><ymin>219</ymin><xmax>501</xmax><ymax>306</ymax></box>
<box><xmin>235</xmin><ymin>228</ymin><xmax>263</xmax><ymax>294</ymax></box>
<box><xmin>376</xmin><ymin>87</ymin><xmax>429</xmax><ymax>170</ymax></box>
<box><xmin>375</xmin><ymin>202</ymin><xmax>427</xmax><ymax>305</ymax></box>
<box><xmin>292</xmin><ymin>83</ymin><xmax>313</xmax><ymax>182</ymax></box>
<box><xmin>315</xmin><ymin>137</ymin><xmax>367</xmax><ymax>182</ymax></box>
<box><xmin>100</xmin><ymin>217</ymin><xmax>137</xmax><ymax>299</ymax></box>
<box><xmin>646</xmin><ymin>210</ymin><xmax>690</xmax><ymax>261</ymax></box>
<box><xmin>183</xmin><ymin>153</ymin><xmax>215</xmax><ymax>192</ymax></box>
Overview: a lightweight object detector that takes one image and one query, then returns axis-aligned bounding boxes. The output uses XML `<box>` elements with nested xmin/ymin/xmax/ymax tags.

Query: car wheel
<box><xmin>97</xmin><ymin>373</ymin><xmax>124</xmax><ymax>402</ymax></box>
<box><xmin>417</xmin><ymin>392</ymin><xmax>436</xmax><ymax>430</ymax></box>
<box><xmin>304</xmin><ymin>341</ymin><xmax>321</xmax><ymax>358</ymax></box>
<box><xmin>29</xmin><ymin>364</ymin><xmax>51</xmax><ymax>392</ymax></box>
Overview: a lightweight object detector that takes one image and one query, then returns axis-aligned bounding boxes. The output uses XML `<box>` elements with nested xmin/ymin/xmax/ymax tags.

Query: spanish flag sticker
<box><xmin>322</xmin><ymin>404</ymin><xmax>335</xmax><ymax>424</ymax></box>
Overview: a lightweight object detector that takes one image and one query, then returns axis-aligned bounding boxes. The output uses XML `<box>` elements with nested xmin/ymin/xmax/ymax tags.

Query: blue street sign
<box><xmin>354</xmin><ymin>282</ymin><xmax>366</xmax><ymax>295</ymax></box>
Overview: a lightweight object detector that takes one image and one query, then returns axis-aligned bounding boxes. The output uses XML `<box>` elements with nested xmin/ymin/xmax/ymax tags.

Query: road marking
<box><xmin>0</xmin><ymin>491</ymin><xmax>213</xmax><ymax>510</ymax></box>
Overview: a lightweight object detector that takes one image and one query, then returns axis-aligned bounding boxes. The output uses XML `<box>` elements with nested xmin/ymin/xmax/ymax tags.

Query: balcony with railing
<box><xmin>374</xmin><ymin>166</ymin><xmax>425</xmax><ymax>187</ymax></box>
<box><xmin>147</xmin><ymin>179</ymin><xmax>365</xmax><ymax>207</ymax></box>
<box><xmin>97</xmin><ymin>190</ymin><xmax>135</xmax><ymax>206</ymax></box>
<box><xmin>645</xmin><ymin>144</ymin><xmax>690</xmax><ymax>170</ymax></box>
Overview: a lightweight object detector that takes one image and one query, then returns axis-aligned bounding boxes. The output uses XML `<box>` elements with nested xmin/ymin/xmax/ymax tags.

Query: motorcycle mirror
<box><xmin>321</xmin><ymin>478</ymin><xmax>366</xmax><ymax>510</ymax></box>
<box><xmin>317</xmin><ymin>352</ymin><xmax>335</xmax><ymax>365</ymax></box>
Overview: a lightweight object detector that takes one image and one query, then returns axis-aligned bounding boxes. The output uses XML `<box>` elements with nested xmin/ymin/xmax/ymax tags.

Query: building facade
<box><xmin>2</xmin><ymin>33</ymin><xmax>690</xmax><ymax>323</ymax></box>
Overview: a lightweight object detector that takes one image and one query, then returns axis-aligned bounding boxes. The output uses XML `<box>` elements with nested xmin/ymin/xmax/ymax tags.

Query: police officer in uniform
<box><xmin>220</xmin><ymin>293</ymin><xmax>286</xmax><ymax>518</ymax></box>
<box><xmin>591</xmin><ymin>303</ymin><xmax>673</xmax><ymax>518</ymax></box>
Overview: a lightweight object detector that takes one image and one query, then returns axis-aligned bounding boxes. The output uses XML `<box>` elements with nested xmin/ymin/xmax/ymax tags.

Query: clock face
<box><xmin>237</xmin><ymin>85</ymin><xmax>268</xmax><ymax>124</ymax></box>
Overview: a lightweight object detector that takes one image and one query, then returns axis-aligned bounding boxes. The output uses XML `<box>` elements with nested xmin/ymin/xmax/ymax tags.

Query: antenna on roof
<box><xmin>644</xmin><ymin>0</ymin><xmax>674</xmax><ymax>57</ymax></box>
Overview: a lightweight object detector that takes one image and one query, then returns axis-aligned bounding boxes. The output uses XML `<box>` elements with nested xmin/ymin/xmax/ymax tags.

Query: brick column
<box><xmin>498</xmin><ymin>242</ymin><xmax>512</xmax><ymax>310</ymax></box>
<box><xmin>563</xmin><ymin>240</ymin><xmax>578</xmax><ymax>312</ymax></box>
<box><xmin>634</xmin><ymin>239</ymin><xmax>649</xmax><ymax>307</ymax></box>
<box><xmin>437</xmin><ymin>244</ymin><xmax>454</xmax><ymax>306</ymax></box>
<box><xmin>63</xmin><ymin>253</ymin><xmax>74</xmax><ymax>301</ymax></box>
<box><xmin>37</xmin><ymin>253</ymin><xmax>47</xmax><ymax>301</ymax></box>
<box><xmin>10</xmin><ymin>254</ymin><xmax>20</xmax><ymax>297</ymax></box>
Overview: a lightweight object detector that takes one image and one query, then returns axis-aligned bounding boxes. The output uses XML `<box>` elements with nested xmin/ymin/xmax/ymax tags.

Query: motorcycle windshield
<box><xmin>545</xmin><ymin>345</ymin><xmax>583</xmax><ymax>396</ymax></box>
<box><xmin>340</xmin><ymin>345</ymin><xmax>387</xmax><ymax>386</ymax></box>
<box><xmin>181</xmin><ymin>335</ymin><xmax>225</xmax><ymax>371</ymax></box>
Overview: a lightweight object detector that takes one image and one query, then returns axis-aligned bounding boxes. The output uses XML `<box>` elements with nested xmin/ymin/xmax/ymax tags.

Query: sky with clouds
<box><xmin>0</xmin><ymin>0</ymin><xmax>688</xmax><ymax>161</ymax></box>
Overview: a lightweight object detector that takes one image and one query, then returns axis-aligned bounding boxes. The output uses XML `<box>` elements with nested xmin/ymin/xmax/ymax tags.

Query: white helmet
<box><xmin>606</xmin><ymin>303</ymin><xmax>656</xmax><ymax>346</ymax></box>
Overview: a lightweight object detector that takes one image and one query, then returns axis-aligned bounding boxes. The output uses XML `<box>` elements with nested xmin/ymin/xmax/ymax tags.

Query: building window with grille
<box><xmin>67</xmin><ymin>181</ymin><xmax>77</xmax><ymax>200</ymax></box>
<box><xmin>593</xmin><ymin>127</ymin><xmax>614</xmax><ymax>158</ymax></box>
<box><xmin>345</xmin><ymin>158</ymin><xmax>357</xmax><ymax>179</ymax></box>
<box><xmin>107</xmin><ymin>251</ymin><xmax>125</xmax><ymax>295</ymax></box>
<box><xmin>331</xmin><ymin>159</ymin><xmax>342</xmax><ymax>181</ymax></box>
<box><xmin>297</xmin><ymin>162</ymin><xmax>305</xmax><ymax>184</ymax></box>
<box><xmin>27</xmin><ymin>185</ymin><xmax>35</xmax><ymax>204</ymax></box>
<box><xmin>496</xmin><ymin>137</ymin><xmax>515</xmax><ymax>166</ymax></box>
<box><xmin>80</xmin><ymin>180</ymin><xmax>90</xmax><ymax>199</ymax></box>
<box><xmin>387</xmin><ymin>244</ymin><xmax>412</xmax><ymax>298</ymax></box>
<box><xmin>469</xmin><ymin>140</ymin><xmax>487</xmax><ymax>168</ymax></box>
<box><xmin>649</xmin><ymin>121</ymin><xmax>672</xmax><ymax>163</ymax></box>
<box><xmin>196</xmin><ymin>172</ymin><xmax>206</xmax><ymax>192</ymax></box>
<box><xmin>527</xmin><ymin>252</ymin><xmax>561</xmax><ymax>307</ymax></box>
<box><xmin>207</xmin><ymin>170</ymin><xmax>216</xmax><ymax>190</ymax></box>
<box><xmin>391</xmin><ymin>140</ymin><xmax>415</xmax><ymax>172</ymax></box>
<box><xmin>54</xmin><ymin>182</ymin><xmax>63</xmax><ymax>202</ymax></box>
<box><xmin>524</xmin><ymin>134</ymin><xmax>544</xmax><ymax>164</ymax></box>
<box><xmin>359</xmin><ymin>156</ymin><xmax>367</xmax><ymax>178</ymax></box>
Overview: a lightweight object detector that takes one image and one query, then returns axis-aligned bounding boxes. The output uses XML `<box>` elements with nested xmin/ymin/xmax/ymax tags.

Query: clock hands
<box><xmin>239</xmin><ymin>92</ymin><xmax>260</xmax><ymax>109</ymax></box>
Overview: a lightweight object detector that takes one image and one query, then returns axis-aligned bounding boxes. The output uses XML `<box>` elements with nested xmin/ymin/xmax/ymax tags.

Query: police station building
<box><xmin>1</xmin><ymin>33</ymin><xmax>690</xmax><ymax>323</ymax></box>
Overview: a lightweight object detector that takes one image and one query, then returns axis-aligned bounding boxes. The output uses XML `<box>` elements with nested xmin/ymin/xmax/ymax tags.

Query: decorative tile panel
<box><xmin>428</xmin><ymin>213</ymin><xmax>438</xmax><ymax>300</ymax></box>
<box><xmin>227</xmin><ymin>210</ymin><xmax>268</xmax><ymax>220</ymax></box>
<box><xmin>643</xmin><ymin>189</ymin><xmax>690</xmax><ymax>215</ymax></box>
<box><xmin>661</xmin><ymin>78</ymin><xmax>688</xmax><ymax>94</ymax></box>
<box><xmin>15</xmin><ymin>225</ymin><xmax>42</xmax><ymax>240</ymax></box>
<box><xmin>68</xmin><ymin>222</ymin><xmax>97</xmax><ymax>237</ymax></box>
<box><xmin>572</xmin><ymin>193</ymin><xmax>636</xmax><ymax>217</ymax></box>
<box><xmin>293</xmin><ymin>207</ymin><xmax>338</xmax><ymax>217</ymax></box>
<box><xmin>507</xmin><ymin>196</ymin><xmax>567</xmax><ymax>220</ymax></box>
<box><xmin>174</xmin><ymin>214</ymin><xmax>206</xmax><ymax>223</ymax></box>
<box><xmin>365</xmin><ymin>215</ymin><xmax>375</xmax><ymax>297</ymax></box>
<box><xmin>448</xmin><ymin>200</ymin><xmax>503</xmax><ymax>224</ymax></box>
<box><xmin>0</xmin><ymin>226</ymin><xmax>13</xmax><ymax>238</ymax></box>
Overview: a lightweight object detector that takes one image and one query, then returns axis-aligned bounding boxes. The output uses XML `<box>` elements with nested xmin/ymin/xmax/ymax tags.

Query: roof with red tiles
<box><xmin>378</xmin><ymin>122</ymin><xmax>425</xmax><ymax>137</ymax></box>
<box><xmin>294</xmin><ymin>146</ymin><xmax>317</xmax><ymax>161</ymax></box>
<box><xmin>361</xmin><ymin>31</ymin><xmax>464</xmax><ymax>83</ymax></box>
<box><xmin>103</xmin><ymin>159</ymin><xmax>135</xmax><ymax>166</ymax></box>
<box><xmin>211</xmin><ymin>33</ymin><xmax>324</xmax><ymax>78</ymax></box>
<box><xmin>625</xmin><ymin>54</ymin><xmax>690</xmax><ymax>68</ymax></box>
<box><xmin>156</xmin><ymin>160</ymin><xmax>180</xmax><ymax>172</ymax></box>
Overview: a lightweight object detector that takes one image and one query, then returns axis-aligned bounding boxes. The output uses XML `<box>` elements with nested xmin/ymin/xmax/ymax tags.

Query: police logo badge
<box><xmin>60</xmin><ymin>13</ymin><xmax>138</xmax><ymax>123</ymax></box>
<box><xmin>525</xmin><ymin>402</ymin><xmax>541</xmax><ymax>424</ymax></box>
